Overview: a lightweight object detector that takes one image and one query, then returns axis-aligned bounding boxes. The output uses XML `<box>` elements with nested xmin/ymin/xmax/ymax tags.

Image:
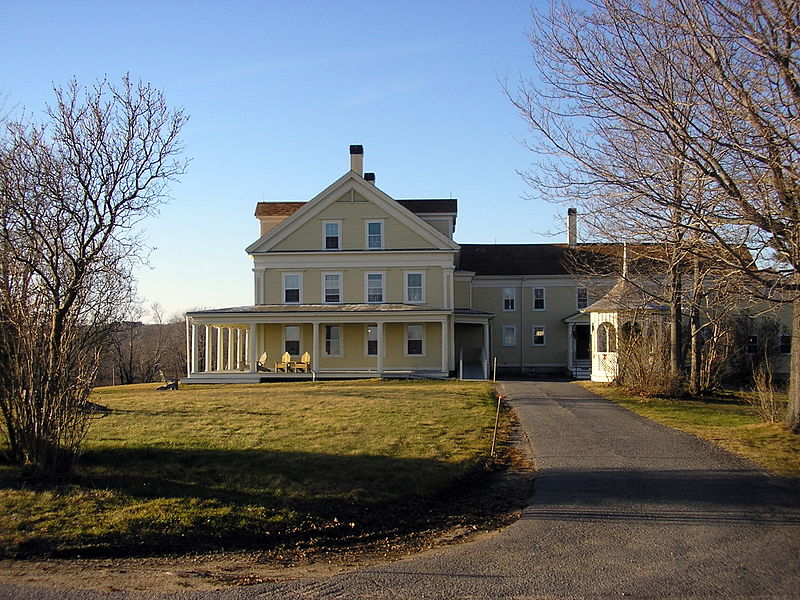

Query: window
<box><xmin>597</xmin><ymin>322</ymin><xmax>617</xmax><ymax>352</ymax></box>
<box><xmin>366</xmin><ymin>273</ymin><xmax>384</xmax><ymax>303</ymax></box>
<box><xmin>324</xmin><ymin>325</ymin><xmax>341</xmax><ymax>356</ymax></box>
<box><xmin>746</xmin><ymin>335</ymin><xmax>758</xmax><ymax>354</ymax></box>
<box><xmin>366</xmin><ymin>324</ymin><xmax>378</xmax><ymax>356</ymax></box>
<box><xmin>532</xmin><ymin>325</ymin><xmax>546</xmax><ymax>346</ymax></box>
<box><xmin>283</xmin><ymin>273</ymin><xmax>301</xmax><ymax>304</ymax></box>
<box><xmin>577</xmin><ymin>287</ymin><xmax>588</xmax><ymax>310</ymax></box>
<box><xmin>502</xmin><ymin>325</ymin><xmax>517</xmax><ymax>347</ymax></box>
<box><xmin>324</xmin><ymin>221</ymin><xmax>340</xmax><ymax>250</ymax></box>
<box><xmin>406</xmin><ymin>272</ymin><xmax>424</xmax><ymax>303</ymax></box>
<box><xmin>366</xmin><ymin>220</ymin><xmax>383</xmax><ymax>249</ymax></box>
<box><xmin>533</xmin><ymin>288</ymin><xmax>545</xmax><ymax>311</ymax></box>
<box><xmin>284</xmin><ymin>326</ymin><xmax>300</xmax><ymax>356</ymax></box>
<box><xmin>406</xmin><ymin>324</ymin><xmax>424</xmax><ymax>355</ymax></box>
<box><xmin>323</xmin><ymin>273</ymin><xmax>341</xmax><ymax>303</ymax></box>
<box><xmin>502</xmin><ymin>287</ymin><xmax>516</xmax><ymax>311</ymax></box>
<box><xmin>780</xmin><ymin>334</ymin><xmax>792</xmax><ymax>354</ymax></box>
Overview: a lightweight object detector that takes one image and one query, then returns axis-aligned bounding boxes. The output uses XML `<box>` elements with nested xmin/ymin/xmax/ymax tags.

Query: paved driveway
<box><xmin>5</xmin><ymin>381</ymin><xmax>800</xmax><ymax>599</ymax></box>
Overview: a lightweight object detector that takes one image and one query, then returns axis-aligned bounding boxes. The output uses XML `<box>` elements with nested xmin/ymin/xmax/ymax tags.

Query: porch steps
<box><xmin>572</xmin><ymin>360</ymin><xmax>591</xmax><ymax>380</ymax></box>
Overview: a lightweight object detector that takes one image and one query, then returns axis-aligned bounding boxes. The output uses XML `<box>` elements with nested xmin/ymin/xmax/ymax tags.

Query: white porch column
<box><xmin>483</xmin><ymin>321</ymin><xmax>491</xmax><ymax>379</ymax></box>
<box><xmin>215</xmin><ymin>327</ymin><xmax>224</xmax><ymax>371</ymax></box>
<box><xmin>190</xmin><ymin>321</ymin><xmax>199</xmax><ymax>375</ymax></box>
<box><xmin>312</xmin><ymin>321</ymin><xmax>320</xmax><ymax>372</ymax></box>
<box><xmin>377</xmin><ymin>321</ymin><xmax>384</xmax><ymax>375</ymax></box>
<box><xmin>227</xmin><ymin>328</ymin><xmax>235</xmax><ymax>370</ymax></box>
<box><xmin>185</xmin><ymin>316</ymin><xmax>191</xmax><ymax>377</ymax></box>
<box><xmin>204</xmin><ymin>325</ymin><xmax>212</xmax><ymax>372</ymax></box>
<box><xmin>440</xmin><ymin>320</ymin><xmax>448</xmax><ymax>374</ymax></box>
<box><xmin>248</xmin><ymin>323</ymin><xmax>258</xmax><ymax>373</ymax></box>
<box><xmin>235</xmin><ymin>329</ymin><xmax>242</xmax><ymax>370</ymax></box>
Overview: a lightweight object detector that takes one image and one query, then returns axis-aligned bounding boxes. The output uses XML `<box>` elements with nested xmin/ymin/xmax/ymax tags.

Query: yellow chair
<box><xmin>275</xmin><ymin>352</ymin><xmax>291</xmax><ymax>373</ymax></box>
<box><xmin>292</xmin><ymin>352</ymin><xmax>312</xmax><ymax>373</ymax></box>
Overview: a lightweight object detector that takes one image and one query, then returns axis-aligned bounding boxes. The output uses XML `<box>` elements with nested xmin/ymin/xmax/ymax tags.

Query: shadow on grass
<box><xmin>0</xmin><ymin>447</ymin><xmax>517</xmax><ymax>558</ymax></box>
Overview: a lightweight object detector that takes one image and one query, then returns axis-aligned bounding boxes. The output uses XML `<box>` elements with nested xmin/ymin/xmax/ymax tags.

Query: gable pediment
<box><xmin>246</xmin><ymin>172</ymin><xmax>459</xmax><ymax>254</ymax></box>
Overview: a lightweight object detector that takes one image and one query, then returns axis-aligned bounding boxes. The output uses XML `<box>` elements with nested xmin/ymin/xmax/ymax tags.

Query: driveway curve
<box><xmin>4</xmin><ymin>381</ymin><xmax>800</xmax><ymax>599</ymax></box>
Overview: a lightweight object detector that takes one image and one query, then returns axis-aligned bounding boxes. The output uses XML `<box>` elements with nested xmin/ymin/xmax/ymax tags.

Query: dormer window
<box><xmin>366</xmin><ymin>220</ymin><xmax>383</xmax><ymax>249</ymax></box>
<box><xmin>324</xmin><ymin>221</ymin><xmax>341</xmax><ymax>250</ymax></box>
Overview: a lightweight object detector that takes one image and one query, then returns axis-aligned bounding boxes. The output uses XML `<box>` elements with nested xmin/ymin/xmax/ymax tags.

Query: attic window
<box><xmin>366</xmin><ymin>221</ymin><xmax>383</xmax><ymax>249</ymax></box>
<box><xmin>324</xmin><ymin>221</ymin><xmax>340</xmax><ymax>250</ymax></box>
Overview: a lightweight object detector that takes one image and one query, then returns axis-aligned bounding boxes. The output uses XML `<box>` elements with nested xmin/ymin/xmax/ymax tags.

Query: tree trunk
<box><xmin>688</xmin><ymin>259</ymin><xmax>702</xmax><ymax>396</ymax></box>
<box><xmin>670</xmin><ymin>265</ymin><xmax>683</xmax><ymax>380</ymax></box>
<box><xmin>786</xmin><ymin>292</ymin><xmax>800</xmax><ymax>433</ymax></box>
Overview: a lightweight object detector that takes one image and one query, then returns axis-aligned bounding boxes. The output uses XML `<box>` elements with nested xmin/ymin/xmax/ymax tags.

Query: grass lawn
<box><xmin>0</xmin><ymin>379</ymin><xmax>504</xmax><ymax>558</ymax></box>
<box><xmin>579</xmin><ymin>381</ymin><xmax>800</xmax><ymax>479</ymax></box>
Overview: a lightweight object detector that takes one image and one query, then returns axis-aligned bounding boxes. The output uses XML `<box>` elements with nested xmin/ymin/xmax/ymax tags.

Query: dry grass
<box><xmin>0</xmin><ymin>380</ymin><xmax>500</xmax><ymax>558</ymax></box>
<box><xmin>579</xmin><ymin>381</ymin><xmax>800</xmax><ymax>478</ymax></box>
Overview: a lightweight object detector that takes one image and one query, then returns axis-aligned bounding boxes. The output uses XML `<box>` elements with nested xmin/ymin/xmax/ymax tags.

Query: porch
<box><xmin>184</xmin><ymin>304</ymin><xmax>455</xmax><ymax>382</ymax></box>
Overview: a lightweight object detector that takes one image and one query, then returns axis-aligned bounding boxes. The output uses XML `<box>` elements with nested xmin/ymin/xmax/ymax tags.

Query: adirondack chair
<box><xmin>275</xmin><ymin>352</ymin><xmax>291</xmax><ymax>373</ymax></box>
<box><xmin>256</xmin><ymin>352</ymin><xmax>270</xmax><ymax>371</ymax></box>
<box><xmin>292</xmin><ymin>352</ymin><xmax>312</xmax><ymax>373</ymax></box>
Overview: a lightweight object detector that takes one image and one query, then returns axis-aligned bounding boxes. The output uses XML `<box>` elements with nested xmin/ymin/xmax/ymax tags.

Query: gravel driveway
<box><xmin>4</xmin><ymin>381</ymin><xmax>799</xmax><ymax>599</ymax></box>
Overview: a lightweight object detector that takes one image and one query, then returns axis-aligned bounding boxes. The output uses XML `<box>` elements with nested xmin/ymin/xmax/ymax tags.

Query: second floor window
<box><xmin>324</xmin><ymin>221</ymin><xmax>340</xmax><ymax>250</ymax></box>
<box><xmin>406</xmin><ymin>272</ymin><xmax>424</xmax><ymax>303</ymax></box>
<box><xmin>577</xmin><ymin>287</ymin><xmax>588</xmax><ymax>310</ymax></box>
<box><xmin>323</xmin><ymin>273</ymin><xmax>340</xmax><ymax>303</ymax></box>
<box><xmin>366</xmin><ymin>221</ymin><xmax>383</xmax><ymax>249</ymax></box>
<box><xmin>533</xmin><ymin>287</ymin><xmax>546</xmax><ymax>311</ymax></box>
<box><xmin>367</xmin><ymin>273</ymin><xmax>384</xmax><ymax>303</ymax></box>
<box><xmin>502</xmin><ymin>287</ymin><xmax>515</xmax><ymax>311</ymax></box>
<box><xmin>283</xmin><ymin>273</ymin><xmax>301</xmax><ymax>304</ymax></box>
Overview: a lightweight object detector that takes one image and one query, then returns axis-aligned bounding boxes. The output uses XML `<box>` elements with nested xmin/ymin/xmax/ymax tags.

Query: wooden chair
<box><xmin>292</xmin><ymin>352</ymin><xmax>311</xmax><ymax>373</ymax></box>
<box><xmin>275</xmin><ymin>352</ymin><xmax>291</xmax><ymax>373</ymax></box>
<box><xmin>256</xmin><ymin>352</ymin><xmax>270</xmax><ymax>372</ymax></box>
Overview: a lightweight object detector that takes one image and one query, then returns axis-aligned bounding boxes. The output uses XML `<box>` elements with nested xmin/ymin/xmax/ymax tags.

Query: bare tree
<box><xmin>510</xmin><ymin>0</ymin><xmax>800</xmax><ymax>430</ymax></box>
<box><xmin>0</xmin><ymin>76</ymin><xmax>187</xmax><ymax>474</ymax></box>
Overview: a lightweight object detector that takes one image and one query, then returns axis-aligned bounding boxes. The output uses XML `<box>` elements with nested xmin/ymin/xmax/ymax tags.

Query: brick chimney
<box><xmin>349</xmin><ymin>144</ymin><xmax>364</xmax><ymax>176</ymax></box>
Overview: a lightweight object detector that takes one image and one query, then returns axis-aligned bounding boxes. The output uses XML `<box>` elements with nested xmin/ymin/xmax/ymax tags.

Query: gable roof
<box><xmin>254</xmin><ymin>198</ymin><xmax>457</xmax><ymax>218</ymax></box>
<box><xmin>247</xmin><ymin>172</ymin><xmax>460</xmax><ymax>254</ymax></box>
<box><xmin>255</xmin><ymin>202</ymin><xmax>306</xmax><ymax>217</ymax></box>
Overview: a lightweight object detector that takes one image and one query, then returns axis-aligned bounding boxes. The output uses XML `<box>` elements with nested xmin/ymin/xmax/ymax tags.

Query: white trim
<box><xmin>404</xmin><ymin>270</ymin><xmax>425</xmax><ymax>304</ymax></box>
<box><xmin>405</xmin><ymin>323</ymin><xmax>425</xmax><ymax>357</ymax></box>
<box><xmin>322</xmin><ymin>220</ymin><xmax>341</xmax><ymax>251</ymax></box>
<box><xmin>365</xmin><ymin>271</ymin><xmax>385</xmax><ymax>303</ymax></box>
<box><xmin>532</xmin><ymin>324</ymin><xmax>546</xmax><ymax>346</ymax></box>
<box><xmin>282</xmin><ymin>272</ymin><xmax>303</xmax><ymax>304</ymax></box>
<box><xmin>321</xmin><ymin>271</ymin><xmax>342</xmax><ymax>304</ymax></box>
<box><xmin>324</xmin><ymin>324</ymin><xmax>342</xmax><ymax>357</ymax></box>
<box><xmin>365</xmin><ymin>219</ymin><xmax>384</xmax><ymax>250</ymax></box>
<box><xmin>284</xmin><ymin>324</ymin><xmax>302</xmax><ymax>357</ymax></box>
<box><xmin>251</xmin><ymin>250</ymin><xmax>457</xmax><ymax>272</ymax></box>
<box><xmin>532</xmin><ymin>287</ymin><xmax>546</xmax><ymax>311</ymax></box>
<box><xmin>365</xmin><ymin>323</ymin><xmax>379</xmax><ymax>357</ymax></box>
<box><xmin>577</xmin><ymin>286</ymin><xmax>589</xmax><ymax>310</ymax></box>
<box><xmin>502</xmin><ymin>325</ymin><xmax>517</xmax><ymax>347</ymax></box>
<box><xmin>246</xmin><ymin>172</ymin><xmax>459</xmax><ymax>254</ymax></box>
<box><xmin>502</xmin><ymin>287</ymin><xmax>516</xmax><ymax>312</ymax></box>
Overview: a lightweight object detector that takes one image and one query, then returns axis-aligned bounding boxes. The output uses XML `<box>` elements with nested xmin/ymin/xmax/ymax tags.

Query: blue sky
<box><xmin>2</xmin><ymin>1</ymin><xmax>567</xmax><ymax>319</ymax></box>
